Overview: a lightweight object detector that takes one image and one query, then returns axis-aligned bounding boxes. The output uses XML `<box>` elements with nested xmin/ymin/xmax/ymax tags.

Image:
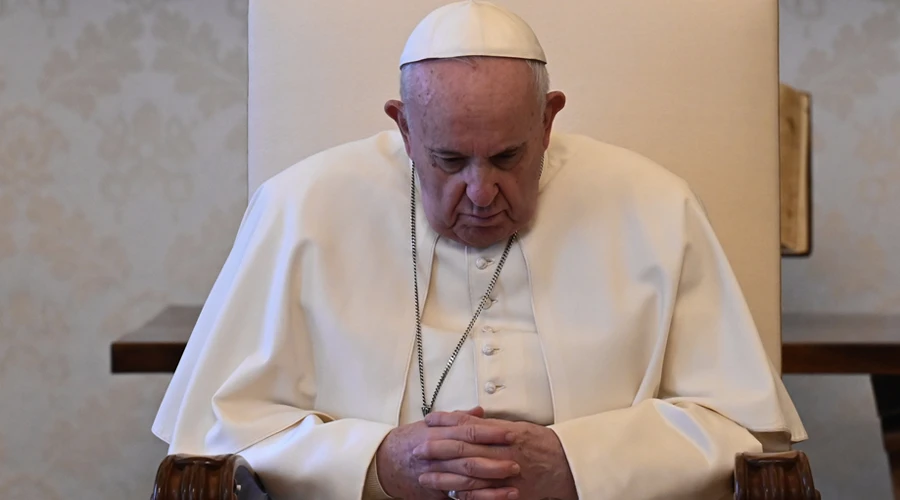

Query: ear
<box><xmin>385</xmin><ymin>99</ymin><xmax>412</xmax><ymax>156</ymax></box>
<box><xmin>541</xmin><ymin>91</ymin><xmax>567</xmax><ymax>148</ymax></box>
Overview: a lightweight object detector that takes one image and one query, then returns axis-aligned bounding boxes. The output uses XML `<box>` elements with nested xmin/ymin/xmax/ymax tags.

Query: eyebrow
<box><xmin>430</xmin><ymin>142</ymin><xmax>527</xmax><ymax>157</ymax></box>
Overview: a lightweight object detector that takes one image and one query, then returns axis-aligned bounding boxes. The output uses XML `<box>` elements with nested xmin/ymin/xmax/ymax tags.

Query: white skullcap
<box><xmin>399</xmin><ymin>0</ymin><xmax>547</xmax><ymax>68</ymax></box>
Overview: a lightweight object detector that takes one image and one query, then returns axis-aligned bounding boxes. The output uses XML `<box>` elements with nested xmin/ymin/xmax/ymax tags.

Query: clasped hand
<box><xmin>375</xmin><ymin>407</ymin><xmax>577</xmax><ymax>500</ymax></box>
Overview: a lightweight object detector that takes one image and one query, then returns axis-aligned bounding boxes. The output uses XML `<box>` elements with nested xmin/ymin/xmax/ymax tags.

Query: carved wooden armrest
<box><xmin>152</xmin><ymin>450</ymin><xmax>820</xmax><ymax>499</ymax></box>
<box><xmin>152</xmin><ymin>454</ymin><xmax>270</xmax><ymax>500</ymax></box>
<box><xmin>734</xmin><ymin>450</ymin><xmax>820</xmax><ymax>500</ymax></box>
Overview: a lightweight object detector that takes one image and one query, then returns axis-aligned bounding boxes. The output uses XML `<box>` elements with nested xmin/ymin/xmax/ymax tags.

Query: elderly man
<box><xmin>153</xmin><ymin>1</ymin><xmax>806</xmax><ymax>499</ymax></box>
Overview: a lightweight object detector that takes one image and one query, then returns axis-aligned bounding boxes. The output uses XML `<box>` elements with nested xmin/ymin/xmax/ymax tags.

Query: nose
<box><xmin>465</xmin><ymin>169</ymin><xmax>499</xmax><ymax>208</ymax></box>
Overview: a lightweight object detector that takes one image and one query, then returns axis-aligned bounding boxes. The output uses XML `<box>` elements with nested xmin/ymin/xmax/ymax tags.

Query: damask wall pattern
<box><xmin>0</xmin><ymin>1</ymin><xmax>247</xmax><ymax>497</ymax></box>
<box><xmin>781</xmin><ymin>0</ymin><xmax>900</xmax><ymax>313</ymax></box>
<box><xmin>2</xmin><ymin>0</ymin><xmax>899</xmax><ymax>498</ymax></box>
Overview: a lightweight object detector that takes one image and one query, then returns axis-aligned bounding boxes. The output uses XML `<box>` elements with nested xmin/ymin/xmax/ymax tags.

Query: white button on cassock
<box><xmin>398</xmin><ymin>230</ymin><xmax>554</xmax><ymax>426</ymax></box>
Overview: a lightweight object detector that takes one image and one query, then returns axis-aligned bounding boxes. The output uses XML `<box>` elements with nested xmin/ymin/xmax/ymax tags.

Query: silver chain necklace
<box><xmin>409</xmin><ymin>161</ymin><xmax>516</xmax><ymax>417</ymax></box>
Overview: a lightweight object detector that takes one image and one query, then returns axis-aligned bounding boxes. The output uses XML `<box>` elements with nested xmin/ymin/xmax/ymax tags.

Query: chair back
<box><xmin>248</xmin><ymin>0</ymin><xmax>783</xmax><ymax>368</ymax></box>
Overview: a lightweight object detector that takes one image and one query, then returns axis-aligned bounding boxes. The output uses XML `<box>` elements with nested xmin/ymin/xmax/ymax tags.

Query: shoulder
<box><xmin>546</xmin><ymin>133</ymin><xmax>701</xmax><ymax>214</ymax></box>
<box><xmin>249</xmin><ymin>130</ymin><xmax>410</xmax><ymax>216</ymax></box>
<box><xmin>261</xmin><ymin>131</ymin><xmax>408</xmax><ymax>199</ymax></box>
<box><xmin>551</xmin><ymin>133</ymin><xmax>694</xmax><ymax>198</ymax></box>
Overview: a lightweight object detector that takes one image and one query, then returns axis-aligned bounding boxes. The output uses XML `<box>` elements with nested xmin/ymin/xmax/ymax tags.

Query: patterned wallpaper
<box><xmin>0</xmin><ymin>0</ymin><xmax>247</xmax><ymax>498</ymax></box>
<box><xmin>1</xmin><ymin>0</ymin><xmax>898</xmax><ymax>498</ymax></box>
<box><xmin>781</xmin><ymin>0</ymin><xmax>900</xmax><ymax>313</ymax></box>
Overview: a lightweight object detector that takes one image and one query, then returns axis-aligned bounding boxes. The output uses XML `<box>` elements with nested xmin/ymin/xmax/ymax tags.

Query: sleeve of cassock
<box><xmin>548</xmin><ymin>192</ymin><xmax>807</xmax><ymax>499</ymax></box>
<box><xmin>151</xmin><ymin>182</ymin><xmax>394</xmax><ymax>500</ymax></box>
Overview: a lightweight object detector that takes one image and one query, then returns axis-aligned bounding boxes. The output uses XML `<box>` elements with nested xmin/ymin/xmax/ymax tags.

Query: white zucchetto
<box><xmin>399</xmin><ymin>0</ymin><xmax>547</xmax><ymax>68</ymax></box>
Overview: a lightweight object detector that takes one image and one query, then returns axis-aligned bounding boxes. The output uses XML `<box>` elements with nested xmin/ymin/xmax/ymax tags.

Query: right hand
<box><xmin>375</xmin><ymin>407</ymin><xmax>522</xmax><ymax>499</ymax></box>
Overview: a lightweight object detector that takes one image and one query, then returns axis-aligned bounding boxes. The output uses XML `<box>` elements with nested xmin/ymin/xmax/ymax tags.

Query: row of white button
<box><xmin>477</xmin><ymin>255</ymin><xmax>499</xmax><ymax>395</ymax></box>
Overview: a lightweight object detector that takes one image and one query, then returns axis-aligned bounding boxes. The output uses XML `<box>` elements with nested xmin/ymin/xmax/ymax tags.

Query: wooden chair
<box><xmin>150</xmin><ymin>1</ymin><xmax>820</xmax><ymax>498</ymax></box>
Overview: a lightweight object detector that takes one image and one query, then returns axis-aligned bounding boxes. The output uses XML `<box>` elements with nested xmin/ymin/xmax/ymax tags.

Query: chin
<box><xmin>453</xmin><ymin>224</ymin><xmax>516</xmax><ymax>248</ymax></box>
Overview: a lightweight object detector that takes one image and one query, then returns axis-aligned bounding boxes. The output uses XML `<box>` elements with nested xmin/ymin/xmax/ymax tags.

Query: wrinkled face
<box><xmin>386</xmin><ymin>58</ymin><xmax>565</xmax><ymax>248</ymax></box>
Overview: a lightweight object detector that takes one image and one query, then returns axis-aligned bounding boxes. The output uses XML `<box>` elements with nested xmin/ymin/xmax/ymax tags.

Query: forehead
<box><xmin>406</xmin><ymin>57</ymin><xmax>535</xmax><ymax>106</ymax></box>
<box><xmin>405</xmin><ymin>58</ymin><xmax>540</xmax><ymax>151</ymax></box>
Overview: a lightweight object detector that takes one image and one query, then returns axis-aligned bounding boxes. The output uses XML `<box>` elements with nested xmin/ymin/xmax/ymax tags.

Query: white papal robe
<box><xmin>153</xmin><ymin>130</ymin><xmax>807</xmax><ymax>500</ymax></box>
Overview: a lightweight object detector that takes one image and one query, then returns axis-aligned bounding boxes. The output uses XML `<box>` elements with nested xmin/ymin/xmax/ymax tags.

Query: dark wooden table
<box><xmin>110</xmin><ymin>305</ymin><xmax>900</xmax><ymax>375</ymax></box>
<box><xmin>782</xmin><ymin>313</ymin><xmax>900</xmax><ymax>374</ymax></box>
<box><xmin>110</xmin><ymin>306</ymin><xmax>200</xmax><ymax>373</ymax></box>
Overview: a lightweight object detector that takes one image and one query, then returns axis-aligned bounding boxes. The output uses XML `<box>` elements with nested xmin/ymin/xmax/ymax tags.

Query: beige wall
<box><xmin>781</xmin><ymin>0</ymin><xmax>900</xmax><ymax>313</ymax></box>
<box><xmin>0</xmin><ymin>1</ymin><xmax>247</xmax><ymax>497</ymax></box>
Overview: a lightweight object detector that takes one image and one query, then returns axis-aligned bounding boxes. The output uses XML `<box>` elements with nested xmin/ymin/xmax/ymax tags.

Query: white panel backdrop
<box><xmin>248</xmin><ymin>0</ymin><xmax>784</xmax><ymax>366</ymax></box>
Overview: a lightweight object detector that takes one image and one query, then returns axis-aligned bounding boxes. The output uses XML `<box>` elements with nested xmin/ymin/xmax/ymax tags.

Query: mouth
<box><xmin>460</xmin><ymin>212</ymin><xmax>505</xmax><ymax>226</ymax></box>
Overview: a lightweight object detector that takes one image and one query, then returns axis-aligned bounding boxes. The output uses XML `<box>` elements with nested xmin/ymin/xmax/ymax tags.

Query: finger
<box><xmin>414</xmin><ymin>439</ymin><xmax>509</xmax><ymax>461</ymax></box>
<box><xmin>459</xmin><ymin>488</ymin><xmax>520</xmax><ymax>500</ymax></box>
<box><xmin>464</xmin><ymin>406</ymin><xmax>486</xmax><ymax>418</ymax></box>
<box><xmin>425</xmin><ymin>410</ymin><xmax>483</xmax><ymax>427</ymax></box>
<box><xmin>417</xmin><ymin>472</ymin><xmax>508</xmax><ymax>493</ymax></box>
<box><xmin>434</xmin><ymin>424</ymin><xmax>516</xmax><ymax>445</ymax></box>
<box><xmin>425</xmin><ymin>457</ymin><xmax>521</xmax><ymax>480</ymax></box>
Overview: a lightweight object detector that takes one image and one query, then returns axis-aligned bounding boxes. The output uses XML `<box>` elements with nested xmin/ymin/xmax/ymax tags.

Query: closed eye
<box><xmin>433</xmin><ymin>155</ymin><xmax>467</xmax><ymax>173</ymax></box>
<box><xmin>491</xmin><ymin>149</ymin><xmax>520</xmax><ymax>167</ymax></box>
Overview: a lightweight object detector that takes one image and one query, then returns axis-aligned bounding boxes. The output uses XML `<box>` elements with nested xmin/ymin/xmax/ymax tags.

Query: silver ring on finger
<box><xmin>447</xmin><ymin>490</ymin><xmax>460</xmax><ymax>500</ymax></box>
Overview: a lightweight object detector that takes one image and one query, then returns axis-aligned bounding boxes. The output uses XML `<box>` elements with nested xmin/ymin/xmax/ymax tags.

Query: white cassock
<box><xmin>152</xmin><ymin>130</ymin><xmax>807</xmax><ymax>500</ymax></box>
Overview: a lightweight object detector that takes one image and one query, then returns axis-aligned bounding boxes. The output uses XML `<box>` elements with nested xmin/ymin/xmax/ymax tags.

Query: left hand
<box><xmin>416</xmin><ymin>409</ymin><xmax>578</xmax><ymax>500</ymax></box>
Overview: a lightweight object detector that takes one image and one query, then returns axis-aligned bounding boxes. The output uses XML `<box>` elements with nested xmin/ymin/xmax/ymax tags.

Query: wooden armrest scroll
<box><xmin>734</xmin><ymin>451</ymin><xmax>820</xmax><ymax>500</ymax></box>
<box><xmin>152</xmin><ymin>454</ymin><xmax>269</xmax><ymax>500</ymax></box>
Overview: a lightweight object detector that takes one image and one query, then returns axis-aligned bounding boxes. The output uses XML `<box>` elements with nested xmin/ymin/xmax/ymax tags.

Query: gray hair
<box><xmin>399</xmin><ymin>57</ymin><xmax>550</xmax><ymax>114</ymax></box>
